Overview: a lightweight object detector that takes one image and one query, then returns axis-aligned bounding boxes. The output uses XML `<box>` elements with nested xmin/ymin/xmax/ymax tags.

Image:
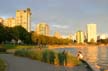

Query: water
<box><xmin>55</xmin><ymin>46</ymin><xmax>108</xmax><ymax>70</ymax></box>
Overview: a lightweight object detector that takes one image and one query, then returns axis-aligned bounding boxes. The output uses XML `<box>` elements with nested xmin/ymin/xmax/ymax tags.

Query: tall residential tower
<box><xmin>87</xmin><ymin>23</ymin><xmax>97</xmax><ymax>42</ymax></box>
<box><xmin>16</xmin><ymin>8</ymin><xmax>31</xmax><ymax>32</ymax></box>
<box><xmin>4</xmin><ymin>18</ymin><xmax>16</xmax><ymax>27</ymax></box>
<box><xmin>0</xmin><ymin>18</ymin><xmax>4</xmax><ymax>24</ymax></box>
<box><xmin>35</xmin><ymin>22</ymin><xmax>50</xmax><ymax>36</ymax></box>
<box><xmin>54</xmin><ymin>31</ymin><xmax>61</xmax><ymax>39</ymax></box>
<box><xmin>76</xmin><ymin>31</ymin><xmax>84</xmax><ymax>43</ymax></box>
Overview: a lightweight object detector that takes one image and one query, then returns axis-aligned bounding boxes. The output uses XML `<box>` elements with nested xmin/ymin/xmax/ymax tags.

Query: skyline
<box><xmin>0</xmin><ymin>0</ymin><xmax>108</xmax><ymax>35</ymax></box>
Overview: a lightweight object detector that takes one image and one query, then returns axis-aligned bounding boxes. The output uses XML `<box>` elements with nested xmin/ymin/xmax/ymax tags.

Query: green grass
<box><xmin>2</xmin><ymin>44</ymin><xmax>41</xmax><ymax>49</ymax></box>
<box><xmin>0</xmin><ymin>58</ymin><xmax>6</xmax><ymax>71</ymax></box>
<box><xmin>2</xmin><ymin>44</ymin><xmax>16</xmax><ymax>49</ymax></box>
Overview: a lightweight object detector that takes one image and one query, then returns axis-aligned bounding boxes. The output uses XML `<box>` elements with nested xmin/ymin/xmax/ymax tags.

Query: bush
<box><xmin>28</xmin><ymin>50</ymin><xmax>42</xmax><ymax>61</ymax></box>
<box><xmin>14</xmin><ymin>49</ymin><xmax>80</xmax><ymax>67</ymax></box>
<box><xmin>42</xmin><ymin>50</ymin><xmax>49</xmax><ymax>63</ymax></box>
<box><xmin>66</xmin><ymin>52</ymin><xmax>80</xmax><ymax>66</ymax></box>
<box><xmin>14</xmin><ymin>49</ymin><xmax>29</xmax><ymax>57</ymax></box>
<box><xmin>3</xmin><ymin>44</ymin><xmax>16</xmax><ymax>49</ymax></box>
<box><xmin>42</xmin><ymin>50</ymin><xmax>55</xmax><ymax>64</ymax></box>
<box><xmin>0</xmin><ymin>48</ymin><xmax>6</xmax><ymax>53</ymax></box>
<box><xmin>49</xmin><ymin>50</ymin><xmax>55</xmax><ymax>64</ymax></box>
<box><xmin>58</xmin><ymin>52</ymin><xmax>65</xmax><ymax>65</ymax></box>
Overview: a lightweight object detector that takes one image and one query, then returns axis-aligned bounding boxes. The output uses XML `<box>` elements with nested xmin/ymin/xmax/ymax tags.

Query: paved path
<box><xmin>0</xmin><ymin>54</ymin><xmax>87</xmax><ymax>71</ymax></box>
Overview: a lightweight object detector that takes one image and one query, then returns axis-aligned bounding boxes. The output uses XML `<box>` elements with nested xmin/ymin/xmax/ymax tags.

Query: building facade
<box><xmin>68</xmin><ymin>34</ymin><xmax>73</xmax><ymax>40</ymax></box>
<box><xmin>76</xmin><ymin>31</ymin><xmax>84</xmax><ymax>43</ymax></box>
<box><xmin>0</xmin><ymin>8</ymin><xmax>31</xmax><ymax>32</ymax></box>
<box><xmin>0</xmin><ymin>18</ymin><xmax>4</xmax><ymax>24</ymax></box>
<box><xmin>4</xmin><ymin>18</ymin><xmax>16</xmax><ymax>27</ymax></box>
<box><xmin>87</xmin><ymin>24</ymin><xmax>97</xmax><ymax>42</ymax></box>
<box><xmin>98</xmin><ymin>34</ymin><xmax>107</xmax><ymax>40</ymax></box>
<box><xmin>35</xmin><ymin>22</ymin><xmax>50</xmax><ymax>36</ymax></box>
<box><xmin>54</xmin><ymin>31</ymin><xmax>61</xmax><ymax>39</ymax></box>
<box><xmin>16</xmin><ymin>8</ymin><xmax>31</xmax><ymax>32</ymax></box>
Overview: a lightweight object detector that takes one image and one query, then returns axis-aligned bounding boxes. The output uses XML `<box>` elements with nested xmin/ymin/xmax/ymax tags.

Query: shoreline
<box><xmin>48</xmin><ymin>44</ymin><xmax>108</xmax><ymax>49</ymax></box>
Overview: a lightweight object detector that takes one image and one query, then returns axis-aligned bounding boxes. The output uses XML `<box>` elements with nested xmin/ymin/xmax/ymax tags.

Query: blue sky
<box><xmin>0</xmin><ymin>0</ymin><xmax>108</xmax><ymax>35</ymax></box>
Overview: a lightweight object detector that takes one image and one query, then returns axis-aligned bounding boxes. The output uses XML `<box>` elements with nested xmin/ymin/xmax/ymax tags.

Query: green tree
<box><xmin>0</xmin><ymin>24</ymin><xmax>5</xmax><ymax>43</ymax></box>
<box><xmin>11</xmin><ymin>26</ymin><xmax>31</xmax><ymax>44</ymax></box>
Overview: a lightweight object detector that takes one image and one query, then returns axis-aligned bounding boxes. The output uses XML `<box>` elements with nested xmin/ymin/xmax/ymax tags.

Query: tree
<box><xmin>31</xmin><ymin>32</ymin><xmax>73</xmax><ymax>46</ymax></box>
<box><xmin>11</xmin><ymin>26</ymin><xmax>31</xmax><ymax>44</ymax></box>
<box><xmin>0</xmin><ymin>24</ymin><xmax>5</xmax><ymax>43</ymax></box>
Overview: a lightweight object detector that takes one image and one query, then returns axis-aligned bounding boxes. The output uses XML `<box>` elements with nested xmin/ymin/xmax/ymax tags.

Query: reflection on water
<box><xmin>98</xmin><ymin>47</ymin><xmax>108</xmax><ymax>69</ymax></box>
<box><xmin>55</xmin><ymin>46</ymin><xmax>108</xmax><ymax>70</ymax></box>
<box><xmin>82</xmin><ymin>46</ymin><xmax>98</xmax><ymax>64</ymax></box>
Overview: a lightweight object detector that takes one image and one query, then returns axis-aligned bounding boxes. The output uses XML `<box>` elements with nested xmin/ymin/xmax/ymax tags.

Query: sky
<box><xmin>0</xmin><ymin>0</ymin><xmax>108</xmax><ymax>35</ymax></box>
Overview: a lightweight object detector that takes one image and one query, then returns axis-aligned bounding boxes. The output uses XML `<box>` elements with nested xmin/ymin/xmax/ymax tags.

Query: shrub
<box><xmin>58</xmin><ymin>52</ymin><xmax>65</xmax><ymax>65</ymax></box>
<box><xmin>48</xmin><ymin>50</ymin><xmax>55</xmax><ymax>64</ymax></box>
<box><xmin>3</xmin><ymin>44</ymin><xmax>16</xmax><ymax>49</ymax></box>
<box><xmin>42</xmin><ymin>50</ymin><xmax>55</xmax><ymax>64</ymax></box>
<box><xmin>0</xmin><ymin>48</ymin><xmax>6</xmax><ymax>53</ymax></box>
<box><xmin>66</xmin><ymin>52</ymin><xmax>80</xmax><ymax>66</ymax></box>
<box><xmin>42</xmin><ymin>50</ymin><xmax>49</xmax><ymax>63</ymax></box>
<box><xmin>28</xmin><ymin>50</ymin><xmax>42</xmax><ymax>61</ymax></box>
<box><xmin>14</xmin><ymin>49</ymin><xmax>80</xmax><ymax>67</ymax></box>
<box><xmin>14</xmin><ymin>49</ymin><xmax>29</xmax><ymax>57</ymax></box>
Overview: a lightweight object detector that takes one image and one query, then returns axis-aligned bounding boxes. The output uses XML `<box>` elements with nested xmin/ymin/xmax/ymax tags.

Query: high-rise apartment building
<box><xmin>68</xmin><ymin>34</ymin><xmax>73</xmax><ymax>40</ymax></box>
<box><xmin>35</xmin><ymin>22</ymin><xmax>50</xmax><ymax>36</ymax></box>
<box><xmin>98</xmin><ymin>34</ymin><xmax>107</xmax><ymax>40</ymax></box>
<box><xmin>0</xmin><ymin>18</ymin><xmax>4</xmax><ymax>24</ymax></box>
<box><xmin>76</xmin><ymin>31</ymin><xmax>84</xmax><ymax>43</ymax></box>
<box><xmin>54</xmin><ymin>31</ymin><xmax>61</xmax><ymax>39</ymax></box>
<box><xmin>87</xmin><ymin>24</ymin><xmax>97</xmax><ymax>42</ymax></box>
<box><xmin>4</xmin><ymin>18</ymin><xmax>16</xmax><ymax>27</ymax></box>
<box><xmin>16</xmin><ymin>8</ymin><xmax>31</xmax><ymax>32</ymax></box>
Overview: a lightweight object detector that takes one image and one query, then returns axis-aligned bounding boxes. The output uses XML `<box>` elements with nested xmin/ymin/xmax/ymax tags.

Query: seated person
<box><xmin>77</xmin><ymin>51</ymin><xmax>83</xmax><ymax>60</ymax></box>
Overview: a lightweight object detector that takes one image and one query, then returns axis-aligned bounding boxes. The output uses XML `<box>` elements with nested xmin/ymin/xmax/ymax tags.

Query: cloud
<box><xmin>0</xmin><ymin>0</ymin><xmax>108</xmax><ymax>34</ymax></box>
<box><xmin>52</xmin><ymin>24</ymin><xmax>69</xmax><ymax>29</ymax></box>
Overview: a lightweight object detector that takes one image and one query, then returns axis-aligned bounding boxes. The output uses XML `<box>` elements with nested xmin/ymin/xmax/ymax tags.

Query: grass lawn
<box><xmin>2</xmin><ymin>44</ymin><xmax>37</xmax><ymax>49</ymax></box>
<box><xmin>0</xmin><ymin>58</ymin><xmax>6</xmax><ymax>71</ymax></box>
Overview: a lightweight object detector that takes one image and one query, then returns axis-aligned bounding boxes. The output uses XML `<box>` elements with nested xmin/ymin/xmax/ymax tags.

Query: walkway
<box><xmin>0</xmin><ymin>54</ymin><xmax>87</xmax><ymax>71</ymax></box>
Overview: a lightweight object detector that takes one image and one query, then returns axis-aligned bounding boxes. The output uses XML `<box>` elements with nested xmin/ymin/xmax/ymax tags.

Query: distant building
<box><xmin>76</xmin><ymin>31</ymin><xmax>84</xmax><ymax>43</ymax></box>
<box><xmin>0</xmin><ymin>18</ymin><xmax>4</xmax><ymax>24</ymax></box>
<box><xmin>98</xmin><ymin>34</ymin><xmax>107</xmax><ymax>40</ymax></box>
<box><xmin>35</xmin><ymin>22</ymin><xmax>50</xmax><ymax>36</ymax></box>
<box><xmin>4</xmin><ymin>18</ymin><xmax>16</xmax><ymax>27</ymax></box>
<box><xmin>62</xmin><ymin>35</ymin><xmax>68</xmax><ymax>39</ymax></box>
<box><xmin>54</xmin><ymin>31</ymin><xmax>61</xmax><ymax>39</ymax></box>
<box><xmin>87</xmin><ymin>23</ymin><xmax>97</xmax><ymax>42</ymax></box>
<box><xmin>0</xmin><ymin>8</ymin><xmax>31</xmax><ymax>32</ymax></box>
<box><xmin>16</xmin><ymin>8</ymin><xmax>31</xmax><ymax>32</ymax></box>
<box><xmin>73</xmin><ymin>33</ymin><xmax>76</xmax><ymax>41</ymax></box>
<box><xmin>68</xmin><ymin>34</ymin><xmax>73</xmax><ymax>40</ymax></box>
